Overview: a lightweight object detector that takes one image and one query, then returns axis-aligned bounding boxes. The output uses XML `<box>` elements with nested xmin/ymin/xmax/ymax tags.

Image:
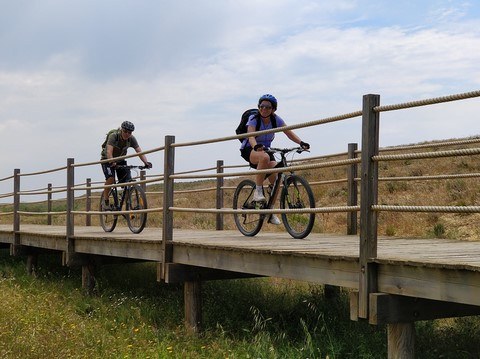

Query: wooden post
<box><xmin>347</xmin><ymin>143</ymin><xmax>358</xmax><ymax>235</ymax></box>
<box><xmin>184</xmin><ymin>281</ymin><xmax>202</xmax><ymax>334</ymax></box>
<box><xmin>26</xmin><ymin>253</ymin><xmax>38</xmax><ymax>276</ymax></box>
<box><xmin>85</xmin><ymin>178</ymin><xmax>91</xmax><ymax>226</ymax></box>
<box><xmin>161</xmin><ymin>136</ymin><xmax>175</xmax><ymax>280</ymax></box>
<box><xmin>358</xmin><ymin>94</ymin><xmax>380</xmax><ymax>319</ymax></box>
<box><xmin>11</xmin><ymin>169</ymin><xmax>20</xmax><ymax>256</ymax></box>
<box><xmin>140</xmin><ymin>170</ymin><xmax>146</xmax><ymax>192</ymax></box>
<box><xmin>47</xmin><ymin>183</ymin><xmax>53</xmax><ymax>225</ymax></box>
<box><xmin>82</xmin><ymin>262</ymin><xmax>96</xmax><ymax>295</ymax></box>
<box><xmin>388</xmin><ymin>323</ymin><xmax>415</xmax><ymax>359</ymax></box>
<box><xmin>66</xmin><ymin>158</ymin><xmax>75</xmax><ymax>265</ymax></box>
<box><xmin>216</xmin><ymin>160</ymin><xmax>224</xmax><ymax>230</ymax></box>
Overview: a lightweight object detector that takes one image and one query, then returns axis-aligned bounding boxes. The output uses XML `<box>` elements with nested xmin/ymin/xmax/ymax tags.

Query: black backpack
<box><xmin>235</xmin><ymin>109</ymin><xmax>277</xmax><ymax>142</ymax></box>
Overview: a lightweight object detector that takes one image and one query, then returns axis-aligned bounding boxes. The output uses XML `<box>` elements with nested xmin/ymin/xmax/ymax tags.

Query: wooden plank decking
<box><xmin>1</xmin><ymin>224</ymin><xmax>480</xmax><ymax>306</ymax></box>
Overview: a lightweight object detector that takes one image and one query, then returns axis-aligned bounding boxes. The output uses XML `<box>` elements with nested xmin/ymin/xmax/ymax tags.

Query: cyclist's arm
<box><xmin>134</xmin><ymin>146</ymin><xmax>150</xmax><ymax>166</ymax></box>
<box><xmin>247</xmin><ymin>125</ymin><xmax>261</xmax><ymax>149</ymax></box>
<box><xmin>282</xmin><ymin>125</ymin><xmax>303</xmax><ymax>145</ymax></box>
<box><xmin>106</xmin><ymin>144</ymin><xmax>115</xmax><ymax>165</ymax></box>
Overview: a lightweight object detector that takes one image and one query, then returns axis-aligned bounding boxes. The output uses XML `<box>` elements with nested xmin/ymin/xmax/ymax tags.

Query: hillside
<box><xmin>1</xmin><ymin>136</ymin><xmax>479</xmax><ymax>241</ymax></box>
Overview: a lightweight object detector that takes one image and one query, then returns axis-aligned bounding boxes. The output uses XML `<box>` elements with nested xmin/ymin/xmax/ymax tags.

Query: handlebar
<box><xmin>265</xmin><ymin>147</ymin><xmax>310</xmax><ymax>155</ymax></box>
<box><xmin>115</xmin><ymin>165</ymin><xmax>151</xmax><ymax>170</ymax></box>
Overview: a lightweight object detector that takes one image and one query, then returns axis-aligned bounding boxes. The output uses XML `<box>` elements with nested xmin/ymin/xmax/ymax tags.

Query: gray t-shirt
<box><xmin>100</xmin><ymin>129</ymin><xmax>139</xmax><ymax>159</ymax></box>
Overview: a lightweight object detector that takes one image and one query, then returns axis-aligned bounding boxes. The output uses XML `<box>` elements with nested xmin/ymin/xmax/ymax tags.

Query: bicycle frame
<box><xmin>262</xmin><ymin>148</ymin><xmax>295</xmax><ymax>211</ymax></box>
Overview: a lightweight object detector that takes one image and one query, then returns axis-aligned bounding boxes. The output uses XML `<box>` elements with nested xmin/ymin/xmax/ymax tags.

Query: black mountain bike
<box><xmin>99</xmin><ymin>165</ymin><xmax>149</xmax><ymax>234</ymax></box>
<box><xmin>233</xmin><ymin>147</ymin><xmax>316</xmax><ymax>239</ymax></box>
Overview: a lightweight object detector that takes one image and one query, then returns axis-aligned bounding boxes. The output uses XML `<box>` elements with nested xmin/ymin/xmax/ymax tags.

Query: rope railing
<box><xmin>373</xmin><ymin>205</ymin><xmax>480</xmax><ymax>213</ymax></box>
<box><xmin>72</xmin><ymin>175</ymin><xmax>164</xmax><ymax>191</ymax></box>
<box><xmin>378</xmin><ymin>137</ymin><xmax>480</xmax><ymax>153</ymax></box>
<box><xmin>171</xmin><ymin>110</ymin><xmax>363</xmax><ymax>148</ymax></box>
<box><xmin>171</xmin><ymin>158</ymin><xmax>362</xmax><ymax>180</ymax></box>
<box><xmin>18</xmin><ymin>165</ymin><xmax>68</xmax><ymax>177</ymax></box>
<box><xmin>74</xmin><ymin>145</ymin><xmax>165</xmax><ymax>168</ymax></box>
<box><xmin>373</xmin><ymin>147</ymin><xmax>480</xmax><ymax>162</ymax></box>
<box><xmin>0</xmin><ymin>174</ymin><xmax>14</xmax><ymax>182</ymax></box>
<box><xmin>170</xmin><ymin>205</ymin><xmax>360</xmax><ymax>215</ymax></box>
<box><xmin>374</xmin><ymin>90</ymin><xmax>480</xmax><ymax>113</ymax></box>
<box><xmin>379</xmin><ymin>172</ymin><xmax>480</xmax><ymax>182</ymax></box>
<box><xmin>73</xmin><ymin>207</ymin><xmax>163</xmax><ymax>216</ymax></box>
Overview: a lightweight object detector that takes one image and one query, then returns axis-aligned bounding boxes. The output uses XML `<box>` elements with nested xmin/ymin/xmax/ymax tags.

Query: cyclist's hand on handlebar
<box><xmin>300</xmin><ymin>141</ymin><xmax>310</xmax><ymax>150</ymax></box>
<box><xmin>254</xmin><ymin>144</ymin><xmax>264</xmax><ymax>151</ymax></box>
<box><xmin>109</xmin><ymin>161</ymin><xmax>117</xmax><ymax>168</ymax></box>
<box><xmin>144</xmin><ymin>162</ymin><xmax>153</xmax><ymax>169</ymax></box>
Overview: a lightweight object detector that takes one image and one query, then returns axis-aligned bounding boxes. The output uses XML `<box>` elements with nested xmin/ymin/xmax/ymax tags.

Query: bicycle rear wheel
<box><xmin>99</xmin><ymin>190</ymin><xmax>118</xmax><ymax>232</ymax></box>
<box><xmin>126</xmin><ymin>184</ymin><xmax>148</xmax><ymax>234</ymax></box>
<box><xmin>280</xmin><ymin>175</ymin><xmax>315</xmax><ymax>239</ymax></box>
<box><xmin>233</xmin><ymin>179</ymin><xmax>264</xmax><ymax>237</ymax></box>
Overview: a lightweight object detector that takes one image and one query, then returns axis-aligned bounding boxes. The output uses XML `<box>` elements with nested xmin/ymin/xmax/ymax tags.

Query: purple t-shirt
<box><xmin>240</xmin><ymin>114</ymin><xmax>285</xmax><ymax>150</ymax></box>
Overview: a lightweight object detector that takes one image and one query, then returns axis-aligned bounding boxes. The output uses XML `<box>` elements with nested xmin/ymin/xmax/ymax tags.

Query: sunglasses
<box><xmin>259</xmin><ymin>105</ymin><xmax>273</xmax><ymax>110</ymax></box>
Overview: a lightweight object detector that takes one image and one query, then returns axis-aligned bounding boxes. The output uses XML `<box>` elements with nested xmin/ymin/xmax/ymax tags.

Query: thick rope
<box><xmin>379</xmin><ymin>173</ymin><xmax>480</xmax><ymax>182</ymax></box>
<box><xmin>73</xmin><ymin>207</ymin><xmax>163</xmax><ymax>215</ymax></box>
<box><xmin>173</xmin><ymin>110</ymin><xmax>363</xmax><ymax>148</ymax></box>
<box><xmin>373</xmin><ymin>205</ymin><xmax>480</xmax><ymax>213</ymax></box>
<box><xmin>373</xmin><ymin>147</ymin><xmax>480</xmax><ymax>162</ymax></box>
<box><xmin>171</xmin><ymin>158</ymin><xmax>361</xmax><ymax>180</ymax></box>
<box><xmin>374</xmin><ymin>90</ymin><xmax>480</xmax><ymax>112</ymax></box>
<box><xmin>170</xmin><ymin>205</ymin><xmax>360</xmax><ymax>214</ymax></box>
<box><xmin>379</xmin><ymin>137</ymin><xmax>480</xmax><ymax>153</ymax></box>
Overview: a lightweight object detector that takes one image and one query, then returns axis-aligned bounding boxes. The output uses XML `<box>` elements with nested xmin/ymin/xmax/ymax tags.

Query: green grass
<box><xmin>1</xmin><ymin>250</ymin><xmax>480</xmax><ymax>358</ymax></box>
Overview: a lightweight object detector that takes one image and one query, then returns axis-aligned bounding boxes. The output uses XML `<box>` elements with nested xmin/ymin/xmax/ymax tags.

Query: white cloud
<box><xmin>0</xmin><ymin>0</ymin><xmax>479</xmax><ymax>200</ymax></box>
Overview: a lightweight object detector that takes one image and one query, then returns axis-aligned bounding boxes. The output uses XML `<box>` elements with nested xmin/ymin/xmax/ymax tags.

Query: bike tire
<box><xmin>126</xmin><ymin>184</ymin><xmax>148</xmax><ymax>234</ymax></box>
<box><xmin>99</xmin><ymin>190</ymin><xmax>118</xmax><ymax>232</ymax></box>
<box><xmin>280</xmin><ymin>175</ymin><xmax>315</xmax><ymax>239</ymax></box>
<box><xmin>233</xmin><ymin>179</ymin><xmax>264</xmax><ymax>237</ymax></box>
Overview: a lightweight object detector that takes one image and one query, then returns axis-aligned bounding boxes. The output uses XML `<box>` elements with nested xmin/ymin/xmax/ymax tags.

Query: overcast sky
<box><xmin>1</xmin><ymin>0</ymin><xmax>479</xmax><ymax>197</ymax></box>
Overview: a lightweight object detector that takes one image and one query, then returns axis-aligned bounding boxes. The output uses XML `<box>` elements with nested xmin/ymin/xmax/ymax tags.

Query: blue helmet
<box><xmin>258</xmin><ymin>94</ymin><xmax>277</xmax><ymax>110</ymax></box>
<box><xmin>121</xmin><ymin>121</ymin><xmax>135</xmax><ymax>132</ymax></box>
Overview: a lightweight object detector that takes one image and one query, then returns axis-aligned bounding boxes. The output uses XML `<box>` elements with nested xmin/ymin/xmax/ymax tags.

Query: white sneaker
<box><xmin>268</xmin><ymin>214</ymin><xmax>281</xmax><ymax>225</ymax></box>
<box><xmin>252</xmin><ymin>192</ymin><xmax>266</xmax><ymax>202</ymax></box>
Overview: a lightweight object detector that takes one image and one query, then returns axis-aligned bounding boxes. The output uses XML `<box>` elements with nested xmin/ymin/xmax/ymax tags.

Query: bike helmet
<box><xmin>258</xmin><ymin>94</ymin><xmax>278</xmax><ymax>110</ymax></box>
<box><xmin>121</xmin><ymin>121</ymin><xmax>135</xmax><ymax>132</ymax></box>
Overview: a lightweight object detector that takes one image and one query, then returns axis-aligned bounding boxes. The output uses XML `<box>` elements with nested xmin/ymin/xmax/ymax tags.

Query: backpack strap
<box><xmin>255</xmin><ymin>114</ymin><xmax>277</xmax><ymax>132</ymax></box>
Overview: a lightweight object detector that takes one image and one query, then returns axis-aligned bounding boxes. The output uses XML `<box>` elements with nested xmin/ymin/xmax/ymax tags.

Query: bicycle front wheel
<box><xmin>99</xmin><ymin>190</ymin><xmax>118</xmax><ymax>232</ymax></box>
<box><xmin>280</xmin><ymin>175</ymin><xmax>315</xmax><ymax>239</ymax></box>
<box><xmin>233</xmin><ymin>179</ymin><xmax>264</xmax><ymax>237</ymax></box>
<box><xmin>126</xmin><ymin>184</ymin><xmax>148</xmax><ymax>234</ymax></box>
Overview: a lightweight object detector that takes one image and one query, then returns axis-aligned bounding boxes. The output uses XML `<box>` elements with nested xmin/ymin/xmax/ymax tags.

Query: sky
<box><xmin>1</xmin><ymin>0</ymin><xmax>480</xmax><ymax>199</ymax></box>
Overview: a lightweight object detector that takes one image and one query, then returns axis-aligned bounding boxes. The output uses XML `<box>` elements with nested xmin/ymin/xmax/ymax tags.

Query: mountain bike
<box><xmin>233</xmin><ymin>147</ymin><xmax>315</xmax><ymax>239</ymax></box>
<box><xmin>99</xmin><ymin>165</ymin><xmax>149</xmax><ymax>234</ymax></box>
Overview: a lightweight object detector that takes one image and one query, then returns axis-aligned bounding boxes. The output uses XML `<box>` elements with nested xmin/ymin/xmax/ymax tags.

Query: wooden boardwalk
<box><xmin>2</xmin><ymin>224</ymin><xmax>480</xmax><ymax>308</ymax></box>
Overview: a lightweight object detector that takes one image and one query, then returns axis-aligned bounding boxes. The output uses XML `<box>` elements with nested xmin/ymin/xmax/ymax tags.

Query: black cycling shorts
<box><xmin>101</xmin><ymin>160</ymin><xmax>131</xmax><ymax>183</ymax></box>
<box><xmin>240</xmin><ymin>147</ymin><xmax>275</xmax><ymax>169</ymax></box>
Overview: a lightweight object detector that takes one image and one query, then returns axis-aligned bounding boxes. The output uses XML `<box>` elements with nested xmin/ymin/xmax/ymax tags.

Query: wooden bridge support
<box><xmin>184</xmin><ymin>281</ymin><xmax>202</xmax><ymax>334</ymax></box>
<box><xmin>26</xmin><ymin>253</ymin><xmax>38</xmax><ymax>276</ymax></box>
<box><xmin>82</xmin><ymin>262</ymin><xmax>96</xmax><ymax>295</ymax></box>
<box><xmin>387</xmin><ymin>323</ymin><xmax>415</xmax><ymax>359</ymax></box>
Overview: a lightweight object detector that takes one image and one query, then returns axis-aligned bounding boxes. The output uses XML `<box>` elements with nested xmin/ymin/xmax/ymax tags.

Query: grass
<box><xmin>2</xmin><ymin>137</ymin><xmax>480</xmax><ymax>357</ymax></box>
<box><xmin>1</xmin><ymin>251</ymin><xmax>480</xmax><ymax>358</ymax></box>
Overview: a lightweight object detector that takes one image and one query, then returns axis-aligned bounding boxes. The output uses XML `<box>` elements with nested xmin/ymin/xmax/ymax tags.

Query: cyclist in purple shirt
<box><xmin>240</xmin><ymin>94</ymin><xmax>310</xmax><ymax>224</ymax></box>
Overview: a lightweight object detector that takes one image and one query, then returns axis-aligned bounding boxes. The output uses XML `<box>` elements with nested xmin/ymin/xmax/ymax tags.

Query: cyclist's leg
<box><xmin>101</xmin><ymin>163</ymin><xmax>115</xmax><ymax>204</ymax></box>
<box><xmin>249</xmin><ymin>150</ymin><xmax>276</xmax><ymax>197</ymax></box>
